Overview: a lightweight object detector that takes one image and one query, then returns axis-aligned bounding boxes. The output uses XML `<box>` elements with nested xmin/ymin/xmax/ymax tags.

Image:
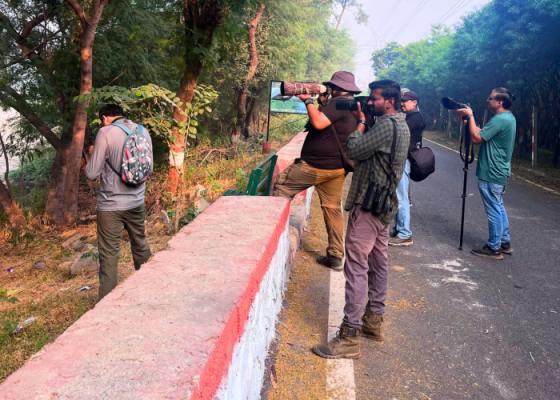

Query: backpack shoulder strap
<box><xmin>111</xmin><ymin>122</ymin><xmax>135</xmax><ymax>136</ymax></box>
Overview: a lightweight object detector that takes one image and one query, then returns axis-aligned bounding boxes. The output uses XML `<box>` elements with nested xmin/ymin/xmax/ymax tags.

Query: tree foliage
<box><xmin>374</xmin><ymin>0</ymin><xmax>560</xmax><ymax>165</ymax></box>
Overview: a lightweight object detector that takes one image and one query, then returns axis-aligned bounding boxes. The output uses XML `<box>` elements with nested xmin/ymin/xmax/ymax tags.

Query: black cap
<box><xmin>401</xmin><ymin>91</ymin><xmax>419</xmax><ymax>101</ymax></box>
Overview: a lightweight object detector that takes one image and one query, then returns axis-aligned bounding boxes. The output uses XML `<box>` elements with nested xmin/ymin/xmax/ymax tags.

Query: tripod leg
<box><xmin>459</xmin><ymin>167</ymin><xmax>469</xmax><ymax>250</ymax></box>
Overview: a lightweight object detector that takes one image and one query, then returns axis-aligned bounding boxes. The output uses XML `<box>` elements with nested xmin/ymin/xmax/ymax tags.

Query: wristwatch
<box><xmin>466</xmin><ymin>114</ymin><xmax>474</xmax><ymax>120</ymax></box>
<box><xmin>304</xmin><ymin>98</ymin><xmax>314</xmax><ymax>106</ymax></box>
<box><xmin>357</xmin><ymin>119</ymin><xmax>367</xmax><ymax>126</ymax></box>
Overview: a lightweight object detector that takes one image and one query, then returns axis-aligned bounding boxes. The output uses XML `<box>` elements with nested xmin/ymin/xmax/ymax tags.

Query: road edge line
<box><xmin>424</xmin><ymin>137</ymin><xmax>560</xmax><ymax>196</ymax></box>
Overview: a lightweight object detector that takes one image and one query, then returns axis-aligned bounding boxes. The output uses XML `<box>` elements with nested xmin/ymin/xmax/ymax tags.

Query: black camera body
<box><xmin>335</xmin><ymin>96</ymin><xmax>369</xmax><ymax>112</ymax></box>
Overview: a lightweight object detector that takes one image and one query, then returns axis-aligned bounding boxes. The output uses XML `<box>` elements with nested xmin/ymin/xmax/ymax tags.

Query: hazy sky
<box><xmin>339</xmin><ymin>0</ymin><xmax>494</xmax><ymax>83</ymax></box>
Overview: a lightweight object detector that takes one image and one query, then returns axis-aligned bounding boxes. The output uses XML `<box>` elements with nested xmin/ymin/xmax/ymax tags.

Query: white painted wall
<box><xmin>216</xmin><ymin>219</ymin><xmax>290</xmax><ymax>400</ymax></box>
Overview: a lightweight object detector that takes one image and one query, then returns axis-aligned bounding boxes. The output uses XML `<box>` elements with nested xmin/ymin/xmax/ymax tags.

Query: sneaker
<box><xmin>389</xmin><ymin>237</ymin><xmax>413</xmax><ymax>247</ymax></box>
<box><xmin>361</xmin><ymin>310</ymin><xmax>384</xmax><ymax>342</ymax></box>
<box><xmin>501</xmin><ymin>242</ymin><xmax>513</xmax><ymax>255</ymax></box>
<box><xmin>312</xmin><ymin>325</ymin><xmax>361</xmax><ymax>359</ymax></box>
<box><xmin>316</xmin><ymin>254</ymin><xmax>343</xmax><ymax>271</ymax></box>
<box><xmin>471</xmin><ymin>244</ymin><xmax>503</xmax><ymax>260</ymax></box>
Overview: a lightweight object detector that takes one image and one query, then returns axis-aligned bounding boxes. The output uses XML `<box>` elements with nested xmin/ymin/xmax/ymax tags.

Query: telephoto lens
<box><xmin>280</xmin><ymin>82</ymin><xmax>327</xmax><ymax>96</ymax></box>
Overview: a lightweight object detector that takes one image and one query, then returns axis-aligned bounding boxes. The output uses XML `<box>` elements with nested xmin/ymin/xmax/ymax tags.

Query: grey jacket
<box><xmin>86</xmin><ymin>118</ymin><xmax>153</xmax><ymax>212</ymax></box>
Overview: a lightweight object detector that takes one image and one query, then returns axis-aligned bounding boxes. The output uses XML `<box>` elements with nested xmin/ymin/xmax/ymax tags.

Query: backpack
<box><xmin>408</xmin><ymin>146</ymin><xmax>435</xmax><ymax>182</ymax></box>
<box><xmin>106</xmin><ymin>122</ymin><xmax>153</xmax><ymax>186</ymax></box>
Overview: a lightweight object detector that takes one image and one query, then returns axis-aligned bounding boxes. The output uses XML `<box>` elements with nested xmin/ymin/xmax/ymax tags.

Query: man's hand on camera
<box><xmin>456</xmin><ymin>106</ymin><xmax>473</xmax><ymax>118</ymax></box>
<box><xmin>296</xmin><ymin>94</ymin><xmax>311</xmax><ymax>101</ymax></box>
<box><xmin>351</xmin><ymin>102</ymin><xmax>366</xmax><ymax>122</ymax></box>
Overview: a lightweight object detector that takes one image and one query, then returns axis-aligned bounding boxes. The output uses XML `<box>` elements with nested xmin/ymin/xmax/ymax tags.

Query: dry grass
<box><xmin>0</xmin><ymin>130</ymin><xmax>298</xmax><ymax>383</ymax></box>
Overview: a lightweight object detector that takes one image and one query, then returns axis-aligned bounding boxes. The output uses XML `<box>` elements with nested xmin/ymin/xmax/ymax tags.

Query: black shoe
<box><xmin>471</xmin><ymin>244</ymin><xmax>503</xmax><ymax>260</ymax></box>
<box><xmin>501</xmin><ymin>242</ymin><xmax>513</xmax><ymax>255</ymax></box>
<box><xmin>316</xmin><ymin>254</ymin><xmax>343</xmax><ymax>271</ymax></box>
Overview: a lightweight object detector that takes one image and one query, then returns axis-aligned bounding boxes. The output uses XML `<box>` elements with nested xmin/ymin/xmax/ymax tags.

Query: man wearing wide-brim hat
<box><xmin>273</xmin><ymin>71</ymin><xmax>362</xmax><ymax>270</ymax></box>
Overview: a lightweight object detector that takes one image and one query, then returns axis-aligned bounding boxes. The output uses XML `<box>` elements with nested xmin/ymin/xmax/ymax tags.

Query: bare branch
<box><xmin>0</xmin><ymin>85</ymin><xmax>61</xmax><ymax>150</ymax></box>
<box><xmin>62</xmin><ymin>0</ymin><xmax>88</xmax><ymax>27</ymax></box>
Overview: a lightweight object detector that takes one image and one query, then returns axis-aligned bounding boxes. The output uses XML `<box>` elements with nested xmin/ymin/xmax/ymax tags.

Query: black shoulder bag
<box><xmin>362</xmin><ymin>119</ymin><xmax>398</xmax><ymax>216</ymax></box>
<box><xmin>330</xmin><ymin>125</ymin><xmax>354</xmax><ymax>174</ymax></box>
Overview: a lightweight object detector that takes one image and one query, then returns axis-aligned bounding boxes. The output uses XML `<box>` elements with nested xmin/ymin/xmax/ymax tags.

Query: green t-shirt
<box><xmin>476</xmin><ymin>111</ymin><xmax>516</xmax><ymax>185</ymax></box>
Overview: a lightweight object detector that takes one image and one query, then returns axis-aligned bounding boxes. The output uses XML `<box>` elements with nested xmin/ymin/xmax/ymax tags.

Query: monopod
<box><xmin>441</xmin><ymin>98</ymin><xmax>476</xmax><ymax>250</ymax></box>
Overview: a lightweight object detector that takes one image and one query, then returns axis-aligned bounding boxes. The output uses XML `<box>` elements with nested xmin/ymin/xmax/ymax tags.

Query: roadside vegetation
<box><xmin>0</xmin><ymin>0</ymin><xmax>364</xmax><ymax>381</ymax></box>
<box><xmin>372</xmin><ymin>0</ymin><xmax>560</xmax><ymax>171</ymax></box>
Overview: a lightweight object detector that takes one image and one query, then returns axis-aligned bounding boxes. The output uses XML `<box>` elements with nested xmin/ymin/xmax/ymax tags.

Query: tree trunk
<box><xmin>45</xmin><ymin>133</ymin><xmax>71</xmax><ymax>223</ymax></box>
<box><xmin>0</xmin><ymin>133</ymin><xmax>26</xmax><ymax>228</ymax></box>
<box><xmin>237</xmin><ymin>2</ymin><xmax>266</xmax><ymax>139</ymax></box>
<box><xmin>49</xmin><ymin>0</ymin><xmax>108</xmax><ymax>225</ymax></box>
<box><xmin>336</xmin><ymin>0</ymin><xmax>347</xmax><ymax>31</ymax></box>
<box><xmin>167</xmin><ymin>59</ymin><xmax>204</xmax><ymax>195</ymax></box>
<box><xmin>0</xmin><ymin>180</ymin><xmax>26</xmax><ymax>228</ymax></box>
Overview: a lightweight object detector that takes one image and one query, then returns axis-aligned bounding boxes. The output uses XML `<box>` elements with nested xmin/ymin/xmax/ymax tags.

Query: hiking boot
<box><xmin>316</xmin><ymin>254</ymin><xmax>343</xmax><ymax>271</ymax></box>
<box><xmin>361</xmin><ymin>310</ymin><xmax>384</xmax><ymax>342</ymax></box>
<box><xmin>312</xmin><ymin>325</ymin><xmax>361</xmax><ymax>359</ymax></box>
<box><xmin>471</xmin><ymin>244</ymin><xmax>503</xmax><ymax>260</ymax></box>
<box><xmin>389</xmin><ymin>237</ymin><xmax>413</xmax><ymax>247</ymax></box>
<box><xmin>501</xmin><ymin>242</ymin><xmax>513</xmax><ymax>255</ymax></box>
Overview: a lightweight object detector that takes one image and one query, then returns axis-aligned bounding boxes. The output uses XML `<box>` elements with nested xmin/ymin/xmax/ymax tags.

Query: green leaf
<box><xmin>188</xmin><ymin>126</ymin><xmax>197</xmax><ymax>134</ymax></box>
<box><xmin>190</xmin><ymin>120</ymin><xmax>198</xmax><ymax>126</ymax></box>
<box><xmin>205</xmin><ymin>107</ymin><xmax>212</xmax><ymax>112</ymax></box>
<box><xmin>135</xmin><ymin>91</ymin><xmax>142</xmax><ymax>96</ymax></box>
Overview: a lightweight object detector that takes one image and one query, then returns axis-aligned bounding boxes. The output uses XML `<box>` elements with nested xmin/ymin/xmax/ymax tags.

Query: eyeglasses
<box><xmin>487</xmin><ymin>96</ymin><xmax>498</xmax><ymax>101</ymax></box>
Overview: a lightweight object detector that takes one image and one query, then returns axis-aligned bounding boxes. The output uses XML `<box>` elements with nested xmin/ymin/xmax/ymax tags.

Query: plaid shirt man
<box><xmin>345</xmin><ymin>113</ymin><xmax>410</xmax><ymax>225</ymax></box>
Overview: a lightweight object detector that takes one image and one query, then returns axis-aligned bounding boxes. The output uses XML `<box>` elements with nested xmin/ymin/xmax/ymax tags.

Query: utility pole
<box><xmin>447</xmin><ymin>110</ymin><xmax>453</xmax><ymax>139</ymax></box>
<box><xmin>532</xmin><ymin>106</ymin><xmax>538</xmax><ymax>167</ymax></box>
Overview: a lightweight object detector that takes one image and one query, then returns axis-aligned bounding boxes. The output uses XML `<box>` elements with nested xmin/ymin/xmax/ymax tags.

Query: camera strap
<box><xmin>329</xmin><ymin>124</ymin><xmax>355</xmax><ymax>173</ymax></box>
<box><xmin>372</xmin><ymin>118</ymin><xmax>398</xmax><ymax>189</ymax></box>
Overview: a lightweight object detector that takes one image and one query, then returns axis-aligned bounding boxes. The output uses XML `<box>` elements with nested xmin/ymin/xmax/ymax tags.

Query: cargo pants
<box><xmin>273</xmin><ymin>159</ymin><xmax>345</xmax><ymax>259</ymax></box>
<box><xmin>97</xmin><ymin>206</ymin><xmax>152</xmax><ymax>301</ymax></box>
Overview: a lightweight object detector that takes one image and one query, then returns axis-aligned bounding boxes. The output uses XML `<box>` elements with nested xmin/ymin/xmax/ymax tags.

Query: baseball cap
<box><xmin>401</xmin><ymin>91</ymin><xmax>419</xmax><ymax>101</ymax></box>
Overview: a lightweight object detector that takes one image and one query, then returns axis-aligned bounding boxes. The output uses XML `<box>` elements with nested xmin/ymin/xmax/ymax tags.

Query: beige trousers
<box><xmin>273</xmin><ymin>160</ymin><xmax>345</xmax><ymax>259</ymax></box>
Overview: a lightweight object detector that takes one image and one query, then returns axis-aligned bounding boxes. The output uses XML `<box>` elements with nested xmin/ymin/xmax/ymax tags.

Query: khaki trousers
<box><xmin>97</xmin><ymin>206</ymin><xmax>152</xmax><ymax>302</ymax></box>
<box><xmin>273</xmin><ymin>160</ymin><xmax>345</xmax><ymax>259</ymax></box>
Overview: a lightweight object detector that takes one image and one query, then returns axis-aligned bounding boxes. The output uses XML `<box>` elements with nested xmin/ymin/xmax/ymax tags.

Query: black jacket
<box><xmin>405</xmin><ymin>110</ymin><xmax>425</xmax><ymax>152</ymax></box>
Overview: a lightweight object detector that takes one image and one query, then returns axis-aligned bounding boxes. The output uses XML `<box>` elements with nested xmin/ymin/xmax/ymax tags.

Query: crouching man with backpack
<box><xmin>86</xmin><ymin>104</ymin><xmax>153</xmax><ymax>302</ymax></box>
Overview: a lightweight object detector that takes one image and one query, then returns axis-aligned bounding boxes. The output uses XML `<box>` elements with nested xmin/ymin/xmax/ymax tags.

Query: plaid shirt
<box><xmin>345</xmin><ymin>113</ymin><xmax>410</xmax><ymax>225</ymax></box>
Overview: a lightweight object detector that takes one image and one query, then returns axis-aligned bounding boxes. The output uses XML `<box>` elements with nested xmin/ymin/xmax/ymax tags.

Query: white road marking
<box><xmin>326</xmin><ymin>269</ymin><xmax>356</xmax><ymax>400</ymax></box>
<box><xmin>424</xmin><ymin>137</ymin><xmax>560</xmax><ymax>196</ymax></box>
<box><xmin>325</xmin><ymin>198</ymin><xmax>356</xmax><ymax>399</ymax></box>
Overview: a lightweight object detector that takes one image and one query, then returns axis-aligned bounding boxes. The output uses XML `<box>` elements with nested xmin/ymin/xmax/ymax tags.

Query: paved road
<box><xmin>354</xmin><ymin>141</ymin><xmax>560</xmax><ymax>399</ymax></box>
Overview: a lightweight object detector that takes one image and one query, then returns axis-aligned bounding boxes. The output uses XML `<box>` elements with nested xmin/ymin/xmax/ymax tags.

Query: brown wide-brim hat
<box><xmin>322</xmin><ymin>71</ymin><xmax>362</xmax><ymax>94</ymax></box>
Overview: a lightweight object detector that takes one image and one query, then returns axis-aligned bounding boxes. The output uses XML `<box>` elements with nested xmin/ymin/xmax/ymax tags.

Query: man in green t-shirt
<box><xmin>457</xmin><ymin>88</ymin><xmax>516</xmax><ymax>260</ymax></box>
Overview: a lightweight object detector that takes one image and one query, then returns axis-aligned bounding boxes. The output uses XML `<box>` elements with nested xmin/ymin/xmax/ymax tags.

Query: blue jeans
<box><xmin>393</xmin><ymin>160</ymin><xmax>411</xmax><ymax>239</ymax></box>
<box><xmin>478</xmin><ymin>179</ymin><xmax>510</xmax><ymax>251</ymax></box>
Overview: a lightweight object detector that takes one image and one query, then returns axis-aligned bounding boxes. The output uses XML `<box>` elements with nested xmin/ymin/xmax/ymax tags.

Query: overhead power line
<box><xmin>421</xmin><ymin>0</ymin><xmax>468</xmax><ymax>38</ymax></box>
<box><xmin>391</xmin><ymin>0</ymin><xmax>428</xmax><ymax>42</ymax></box>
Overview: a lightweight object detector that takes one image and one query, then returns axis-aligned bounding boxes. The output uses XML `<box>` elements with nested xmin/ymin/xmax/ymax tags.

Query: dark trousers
<box><xmin>343</xmin><ymin>205</ymin><xmax>390</xmax><ymax>330</ymax></box>
<box><xmin>97</xmin><ymin>206</ymin><xmax>151</xmax><ymax>301</ymax></box>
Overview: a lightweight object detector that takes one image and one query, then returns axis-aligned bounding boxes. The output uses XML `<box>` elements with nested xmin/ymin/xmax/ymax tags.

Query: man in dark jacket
<box><xmin>86</xmin><ymin>104</ymin><xmax>153</xmax><ymax>302</ymax></box>
<box><xmin>273</xmin><ymin>71</ymin><xmax>362</xmax><ymax>270</ymax></box>
<box><xmin>389</xmin><ymin>90</ymin><xmax>424</xmax><ymax>247</ymax></box>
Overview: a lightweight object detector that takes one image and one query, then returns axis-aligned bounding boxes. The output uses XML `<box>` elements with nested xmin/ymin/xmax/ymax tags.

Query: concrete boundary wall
<box><xmin>1</xmin><ymin>132</ymin><xmax>312</xmax><ymax>400</ymax></box>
